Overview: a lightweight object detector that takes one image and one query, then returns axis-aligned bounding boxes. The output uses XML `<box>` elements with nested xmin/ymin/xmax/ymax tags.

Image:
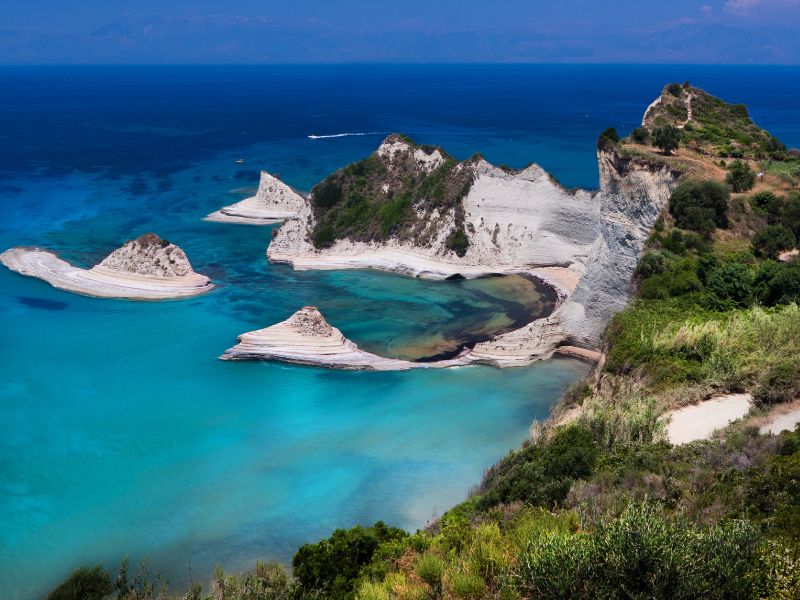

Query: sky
<box><xmin>1</xmin><ymin>0</ymin><xmax>800</xmax><ymax>64</ymax></box>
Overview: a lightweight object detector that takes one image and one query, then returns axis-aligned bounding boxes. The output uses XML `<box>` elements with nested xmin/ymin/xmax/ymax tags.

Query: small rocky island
<box><xmin>1</xmin><ymin>233</ymin><xmax>214</xmax><ymax>300</ymax></box>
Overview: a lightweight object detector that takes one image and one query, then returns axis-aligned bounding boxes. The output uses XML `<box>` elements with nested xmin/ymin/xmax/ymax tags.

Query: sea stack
<box><xmin>205</xmin><ymin>170</ymin><xmax>307</xmax><ymax>224</ymax></box>
<box><xmin>0</xmin><ymin>233</ymin><xmax>214</xmax><ymax>300</ymax></box>
<box><xmin>221</xmin><ymin>306</ymin><xmax>412</xmax><ymax>369</ymax></box>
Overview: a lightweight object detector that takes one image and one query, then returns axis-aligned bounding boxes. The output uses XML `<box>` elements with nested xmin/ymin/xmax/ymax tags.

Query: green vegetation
<box><xmin>668</xmin><ymin>180</ymin><xmax>730</xmax><ymax>236</ymax></box>
<box><xmin>45</xmin><ymin>566</ymin><xmax>113</xmax><ymax>600</ymax></box>
<box><xmin>753</xmin><ymin>224</ymin><xmax>796</xmax><ymax>259</ymax></box>
<box><xmin>630</xmin><ymin>126</ymin><xmax>649</xmax><ymax>144</ymax></box>
<box><xmin>308</xmin><ymin>135</ymin><xmax>475</xmax><ymax>254</ymax></box>
<box><xmin>653</xmin><ymin>125</ymin><xmax>681</xmax><ymax>154</ymax></box>
<box><xmin>726</xmin><ymin>159</ymin><xmax>757</xmax><ymax>192</ymax></box>
<box><xmin>597</xmin><ymin>127</ymin><xmax>620</xmax><ymax>150</ymax></box>
<box><xmin>292</xmin><ymin>522</ymin><xmax>409</xmax><ymax>598</ymax></box>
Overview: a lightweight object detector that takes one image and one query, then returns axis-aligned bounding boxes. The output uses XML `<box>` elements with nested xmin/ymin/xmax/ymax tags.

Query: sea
<box><xmin>1</xmin><ymin>64</ymin><xmax>798</xmax><ymax>599</ymax></box>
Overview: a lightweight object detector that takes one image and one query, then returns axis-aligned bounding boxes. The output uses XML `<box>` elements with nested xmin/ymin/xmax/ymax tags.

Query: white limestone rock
<box><xmin>205</xmin><ymin>170</ymin><xmax>307</xmax><ymax>225</ymax></box>
<box><xmin>0</xmin><ymin>233</ymin><xmax>213</xmax><ymax>300</ymax></box>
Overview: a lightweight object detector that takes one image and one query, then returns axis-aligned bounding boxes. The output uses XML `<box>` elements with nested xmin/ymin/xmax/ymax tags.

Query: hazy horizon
<box><xmin>2</xmin><ymin>0</ymin><xmax>800</xmax><ymax>65</ymax></box>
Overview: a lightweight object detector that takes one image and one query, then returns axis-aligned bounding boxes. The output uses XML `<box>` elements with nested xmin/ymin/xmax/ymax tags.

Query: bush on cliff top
<box><xmin>668</xmin><ymin>179</ymin><xmax>730</xmax><ymax>236</ymax></box>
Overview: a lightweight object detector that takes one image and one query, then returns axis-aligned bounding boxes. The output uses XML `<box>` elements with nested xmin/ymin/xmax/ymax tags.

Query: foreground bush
<box><xmin>46</xmin><ymin>566</ymin><xmax>113</xmax><ymax>600</ymax></box>
<box><xmin>292</xmin><ymin>521</ymin><xmax>408</xmax><ymax>598</ymax></box>
<box><xmin>516</xmin><ymin>502</ymin><xmax>758</xmax><ymax>600</ymax></box>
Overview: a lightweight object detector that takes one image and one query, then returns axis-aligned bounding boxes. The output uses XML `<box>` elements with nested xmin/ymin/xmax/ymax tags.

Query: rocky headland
<box><xmin>0</xmin><ymin>233</ymin><xmax>213</xmax><ymax>300</ymax></box>
<box><xmin>212</xmin><ymin>105</ymin><xmax>683</xmax><ymax>368</ymax></box>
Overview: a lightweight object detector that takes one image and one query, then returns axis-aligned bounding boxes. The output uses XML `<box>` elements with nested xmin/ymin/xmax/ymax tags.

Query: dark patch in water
<box><xmin>126</xmin><ymin>177</ymin><xmax>149</xmax><ymax>196</ymax></box>
<box><xmin>445</xmin><ymin>273</ymin><xmax>465</xmax><ymax>281</ymax></box>
<box><xmin>17</xmin><ymin>296</ymin><xmax>68</xmax><ymax>311</ymax></box>
<box><xmin>235</xmin><ymin>169</ymin><xmax>260</xmax><ymax>181</ymax></box>
<box><xmin>409</xmin><ymin>274</ymin><xmax>560</xmax><ymax>363</ymax></box>
<box><xmin>0</xmin><ymin>185</ymin><xmax>23</xmax><ymax>195</ymax></box>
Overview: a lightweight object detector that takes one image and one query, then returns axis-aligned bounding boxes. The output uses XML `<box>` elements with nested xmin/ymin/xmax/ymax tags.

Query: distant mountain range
<box><xmin>1</xmin><ymin>15</ymin><xmax>799</xmax><ymax>64</ymax></box>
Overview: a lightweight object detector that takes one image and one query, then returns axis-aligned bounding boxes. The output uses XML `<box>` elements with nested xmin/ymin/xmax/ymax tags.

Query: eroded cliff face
<box><xmin>559</xmin><ymin>150</ymin><xmax>681</xmax><ymax>347</ymax></box>
<box><xmin>470</xmin><ymin>149</ymin><xmax>681</xmax><ymax>364</ymax></box>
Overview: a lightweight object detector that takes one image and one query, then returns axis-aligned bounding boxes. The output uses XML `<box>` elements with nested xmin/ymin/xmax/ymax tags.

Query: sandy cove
<box><xmin>0</xmin><ymin>235</ymin><xmax>213</xmax><ymax>300</ymax></box>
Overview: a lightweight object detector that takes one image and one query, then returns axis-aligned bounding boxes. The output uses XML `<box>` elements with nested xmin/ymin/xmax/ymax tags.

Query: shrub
<box><xmin>477</xmin><ymin>425</ymin><xmax>598</xmax><ymax>510</ymax></box>
<box><xmin>726</xmin><ymin>159</ymin><xmax>756</xmax><ymax>192</ymax></box>
<box><xmin>515</xmin><ymin>502</ymin><xmax>759</xmax><ymax>600</ymax></box>
<box><xmin>636</xmin><ymin>251</ymin><xmax>665</xmax><ymax>279</ymax></box>
<box><xmin>313</xmin><ymin>223</ymin><xmax>336</xmax><ymax>248</ymax></box>
<box><xmin>445</xmin><ymin>227</ymin><xmax>469</xmax><ymax>257</ymax></box>
<box><xmin>631</xmin><ymin>127</ymin><xmax>650</xmax><ymax>144</ymax></box>
<box><xmin>46</xmin><ymin>566</ymin><xmax>113</xmax><ymax>600</ymax></box>
<box><xmin>667</xmin><ymin>83</ymin><xmax>683</xmax><ymax>97</ymax></box>
<box><xmin>668</xmin><ymin>179</ymin><xmax>730</xmax><ymax>234</ymax></box>
<box><xmin>750</xmin><ymin>190</ymin><xmax>777</xmax><ymax>212</ymax></box>
<box><xmin>597</xmin><ymin>127</ymin><xmax>620</xmax><ymax>151</ymax></box>
<box><xmin>783</xmin><ymin>194</ymin><xmax>800</xmax><ymax>238</ymax></box>
<box><xmin>754</xmin><ymin>361</ymin><xmax>800</xmax><ymax>406</ymax></box>
<box><xmin>754</xmin><ymin>259</ymin><xmax>800</xmax><ymax>305</ymax></box>
<box><xmin>705</xmin><ymin>262</ymin><xmax>754</xmax><ymax>307</ymax></box>
<box><xmin>292</xmin><ymin>521</ymin><xmax>408</xmax><ymax>597</ymax></box>
<box><xmin>752</xmin><ymin>224</ymin><xmax>796</xmax><ymax>259</ymax></box>
<box><xmin>415</xmin><ymin>554</ymin><xmax>444</xmax><ymax>594</ymax></box>
<box><xmin>447</xmin><ymin>570</ymin><xmax>486</xmax><ymax>599</ymax></box>
<box><xmin>653</xmin><ymin>125</ymin><xmax>681</xmax><ymax>154</ymax></box>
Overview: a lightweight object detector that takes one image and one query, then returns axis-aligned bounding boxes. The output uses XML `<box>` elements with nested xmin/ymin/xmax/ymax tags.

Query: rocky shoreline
<box><xmin>0</xmin><ymin>234</ymin><xmax>213</xmax><ymax>300</ymax></box>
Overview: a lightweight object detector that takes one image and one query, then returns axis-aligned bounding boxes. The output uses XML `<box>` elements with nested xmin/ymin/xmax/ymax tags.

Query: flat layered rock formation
<box><xmin>205</xmin><ymin>171</ymin><xmax>307</xmax><ymax>224</ymax></box>
<box><xmin>221</xmin><ymin>306</ymin><xmax>469</xmax><ymax>370</ymax></box>
<box><xmin>0</xmin><ymin>233</ymin><xmax>213</xmax><ymax>300</ymax></box>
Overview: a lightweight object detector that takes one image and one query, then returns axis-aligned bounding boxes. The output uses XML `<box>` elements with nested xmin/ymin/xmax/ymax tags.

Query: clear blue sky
<box><xmin>2</xmin><ymin>0</ymin><xmax>799</xmax><ymax>64</ymax></box>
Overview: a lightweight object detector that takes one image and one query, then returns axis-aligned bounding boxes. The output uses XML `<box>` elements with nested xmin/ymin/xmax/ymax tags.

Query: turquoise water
<box><xmin>2</xmin><ymin>64</ymin><xmax>799</xmax><ymax>599</ymax></box>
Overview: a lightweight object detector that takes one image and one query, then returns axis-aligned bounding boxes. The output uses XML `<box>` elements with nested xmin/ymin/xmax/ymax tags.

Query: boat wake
<box><xmin>307</xmin><ymin>131</ymin><xmax>386</xmax><ymax>140</ymax></box>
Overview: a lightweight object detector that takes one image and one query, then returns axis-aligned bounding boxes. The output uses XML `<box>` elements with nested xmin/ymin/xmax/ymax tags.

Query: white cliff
<box><xmin>268</xmin><ymin>139</ymin><xmax>600</xmax><ymax>280</ymax></box>
<box><xmin>205</xmin><ymin>170</ymin><xmax>307</xmax><ymax>225</ymax></box>
<box><xmin>471</xmin><ymin>150</ymin><xmax>681</xmax><ymax>365</ymax></box>
<box><xmin>0</xmin><ymin>233</ymin><xmax>213</xmax><ymax>300</ymax></box>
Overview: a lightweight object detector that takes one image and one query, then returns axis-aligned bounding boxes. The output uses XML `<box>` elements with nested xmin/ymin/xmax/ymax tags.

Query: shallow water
<box><xmin>1</xmin><ymin>64</ymin><xmax>798</xmax><ymax>599</ymax></box>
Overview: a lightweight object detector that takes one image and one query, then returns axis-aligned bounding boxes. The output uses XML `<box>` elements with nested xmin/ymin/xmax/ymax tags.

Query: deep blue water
<box><xmin>1</xmin><ymin>64</ymin><xmax>798</xmax><ymax>599</ymax></box>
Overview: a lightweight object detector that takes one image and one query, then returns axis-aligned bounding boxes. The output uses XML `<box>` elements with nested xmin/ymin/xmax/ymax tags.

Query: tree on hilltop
<box><xmin>653</xmin><ymin>125</ymin><xmax>681</xmax><ymax>155</ymax></box>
